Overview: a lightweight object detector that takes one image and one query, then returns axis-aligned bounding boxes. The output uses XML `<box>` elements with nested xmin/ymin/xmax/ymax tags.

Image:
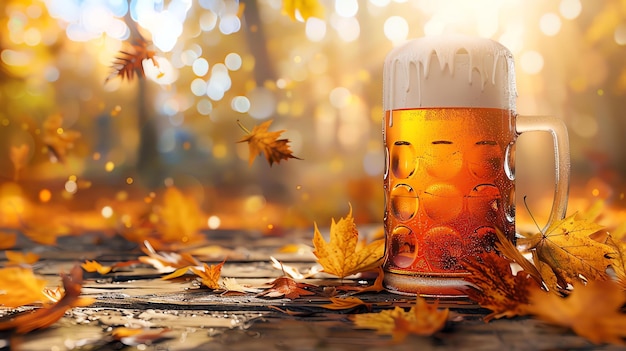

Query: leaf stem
<box><xmin>236</xmin><ymin>119</ymin><xmax>251</xmax><ymax>134</ymax></box>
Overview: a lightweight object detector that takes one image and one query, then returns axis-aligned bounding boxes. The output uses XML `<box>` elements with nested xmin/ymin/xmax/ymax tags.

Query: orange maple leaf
<box><xmin>81</xmin><ymin>260</ymin><xmax>113</xmax><ymax>275</ymax></box>
<box><xmin>0</xmin><ymin>267</ymin><xmax>50</xmax><ymax>307</ymax></box>
<box><xmin>0</xmin><ymin>266</ymin><xmax>95</xmax><ymax>334</ymax></box>
<box><xmin>464</xmin><ymin>253</ymin><xmax>541</xmax><ymax>322</ymax></box>
<box><xmin>106</xmin><ymin>35</ymin><xmax>158</xmax><ymax>82</ymax></box>
<box><xmin>189</xmin><ymin>261</ymin><xmax>226</xmax><ymax>290</ymax></box>
<box><xmin>312</xmin><ymin>205</ymin><xmax>384</xmax><ymax>278</ymax></box>
<box><xmin>527</xmin><ymin>280</ymin><xmax>626</xmax><ymax>345</ymax></box>
<box><xmin>319</xmin><ymin>296</ymin><xmax>371</xmax><ymax>311</ymax></box>
<box><xmin>351</xmin><ymin>297</ymin><xmax>449</xmax><ymax>342</ymax></box>
<box><xmin>257</xmin><ymin>276</ymin><xmax>316</xmax><ymax>299</ymax></box>
<box><xmin>237</xmin><ymin>119</ymin><xmax>302</xmax><ymax>166</ymax></box>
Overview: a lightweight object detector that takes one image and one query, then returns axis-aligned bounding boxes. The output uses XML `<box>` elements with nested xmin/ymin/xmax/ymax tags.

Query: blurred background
<box><xmin>1</xmin><ymin>0</ymin><xmax>625</xmax><ymax>238</ymax></box>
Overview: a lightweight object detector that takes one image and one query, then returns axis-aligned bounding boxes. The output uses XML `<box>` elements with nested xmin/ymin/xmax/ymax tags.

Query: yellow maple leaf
<box><xmin>0</xmin><ymin>267</ymin><xmax>51</xmax><ymax>307</ymax></box>
<box><xmin>312</xmin><ymin>205</ymin><xmax>384</xmax><ymax>278</ymax></box>
<box><xmin>81</xmin><ymin>260</ymin><xmax>112</xmax><ymax>275</ymax></box>
<box><xmin>237</xmin><ymin>119</ymin><xmax>302</xmax><ymax>167</ymax></box>
<box><xmin>5</xmin><ymin>251</ymin><xmax>39</xmax><ymax>266</ymax></box>
<box><xmin>282</xmin><ymin>0</ymin><xmax>324</xmax><ymax>21</ymax></box>
<box><xmin>527</xmin><ymin>280</ymin><xmax>626</xmax><ymax>345</ymax></box>
<box><xmin>351</xmin><ymin>297</ymin><xmax>448</xmax><ymax>342</ymax></box>
<box><xmin>154</xmin><ymin>186</ymin><xmax>206</xmax><ymax>246</ymax></box>
<box><xmin>520</xmin><ymin>212</ymin><xmax>615</xmax><ymax>289</ymax></box>
<box><xmin>0</xmin><ymin>266</ymin><xmax>95</xmax><ymax>334</ymax></box>
<box><xmin>189</xmin><ymin>261</ymin><xmax>225</xmax><ymax>290</ymax></box>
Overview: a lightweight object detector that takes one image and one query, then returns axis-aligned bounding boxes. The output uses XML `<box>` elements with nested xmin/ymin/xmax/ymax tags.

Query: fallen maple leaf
<box><xmin>527</xmin><ymin>280</ymin><xmax>626</xmax><ymax>345</ymax></box>
<box><xmin>5</xmin><ymin>251</ymin><xmax>39</xmax><ymax>266</ymax></box>
<box><xmin>320</xmin><ymin>296</ymin><xmax>371</xmax><ymax>311</ymax></box>
<box><xmin>220</xmin><ymin>277</ymin><xmax>261</xmax><ymax>294</ymax></box>
<box><xmin>81</xmin><ymin>260</ymin><xmax>112</xmax><ymax>275</ymax></box>
<box><xmin>189</xmin><ymin>261</ymin><xmax>225</xmax><ymax>290</ymax></box>
<box><xmin>519</xmin><ymin>212</ymin><xmax>614</xmax><ymax>289</ymax></box>
<box><xmin>257</xmin><ymin>276</ymin><xmax>316</xmax><ymax>299</ymax></box>
<box><xmin>464</xmin><ymin>253</ymin><xmax>541</xmax><ymax>322</ymax></box>
<box><xmin>351</xmin><ymin>297</ymin><xmax>449</xmax><ymax>342</ymax></box>
<box><xmin>237</xmin><ymin>119</ymin><xmax>302</xmax><ymax>166</ymax></box>
<box><xmin>139</xmin><ymin>240</ymin><xmax>201</xmax><ymax>274</ymax></box>
<box><xmin>282</xmin><ymin>0</ymin><xmax>325</xmax><ymax>21</ymax></box>
<box><xmin>0</xmin><ymin>267</ymin><xmax>50</xmax><ymax>307</ymax></box>
<box><xmin>112</xmin><ymin>327</ymin><xmax>171</xmax><ymax>346</ymax></box>
<box><xmin>312</xmin><ymin>205</ymin><xmax>384</xmax><ymax>278</ymax></box>
<box><xmin>0</xmin><ymin>266</ymin><xmax>95</xmax><ymax>334</ymax></box>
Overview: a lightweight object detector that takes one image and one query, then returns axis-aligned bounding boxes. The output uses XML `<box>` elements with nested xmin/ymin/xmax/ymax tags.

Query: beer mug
<box><xmin>382</xmin><ymin>35</ymin><xmax>570</xmax><ymax>296</ymax></box>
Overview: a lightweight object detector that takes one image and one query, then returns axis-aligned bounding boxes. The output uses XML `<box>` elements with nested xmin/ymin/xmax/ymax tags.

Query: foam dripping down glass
<box><xmin>382</xmin><ymin>36</ymin><xmax>570</xmax><ymax>297</ymax></box>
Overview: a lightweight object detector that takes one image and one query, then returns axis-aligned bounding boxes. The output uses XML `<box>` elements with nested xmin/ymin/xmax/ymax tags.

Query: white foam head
<box><xmin>383</xmin><ymin>35</ymin><xmax>516</xmax><ymax>111</ymax></box>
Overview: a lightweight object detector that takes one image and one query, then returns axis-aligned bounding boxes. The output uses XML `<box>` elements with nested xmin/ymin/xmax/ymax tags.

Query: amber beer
<box><xmin>383</xmin><ymin>107</ymin><xmax>515</xmax><ymax>295</ymax></box>
<box><xmin>382</xmin><ymin>35</ymin><xmax>569</xmax><ymax>296</ymax></box>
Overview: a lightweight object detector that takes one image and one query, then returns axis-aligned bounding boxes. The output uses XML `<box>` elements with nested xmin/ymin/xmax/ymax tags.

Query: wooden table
<box><xmin>1</xmin><ymin>228</ymin><xmax>623</xmax><ymax>351</ymax></box>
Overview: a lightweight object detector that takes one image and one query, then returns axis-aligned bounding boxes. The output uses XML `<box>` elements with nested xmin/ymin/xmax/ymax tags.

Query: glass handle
<box><xmin>516</xmin><ymin>115</ymin><xmax>571</xmax><ymax>231</ymax></box>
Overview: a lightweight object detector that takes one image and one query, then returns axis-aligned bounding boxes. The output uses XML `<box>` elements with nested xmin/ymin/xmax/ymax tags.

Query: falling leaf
<box><xmin>41</xmin><ymin>114</ymin><xmax>81</xmax><ymax>163</ymax></box>
<box><xmin>81</xmin><ymin>260</ymin><xmax>112</xmax><ymax>275</ymax></box>
<box><xmin>527</xmin><ymin>280</ymin><xmax>626</xmax><ymax>345</ymax></box>
<box><xmin>464</xmin><ymin>253</ymin><xmax>541</xmax><ymax>322</ymax></box>
<box><xmin>9</xmin><ymin>144</ymin><xmax>29</xmax><ymax>181</ymax></box>
<box><xmin>319</xmin><ymin>296</ymin><xmax>371</xmax><ymax>311</ymax></box>
<box><xmin>257</xmin><ymin>276</ymin><xmax>316</xmax><ymax>299</ymax></box>
<box><xmin>312</xmin><ymin>205</ymin><xmax>384</xmax><ymax>278</ymax></box>
<box><xmin>237</xmin><ymin>119</ymin><xmax>302</xmax><ymax>166</ymax></box>
<box><xmin>0</xmin><ymin>267</ymin><xmax>50</xmax><ymax>307</ymax></box>
<box><xmin>351</xmin><ymin>297</ymin><xmax>449</xmax><ymax>342</ymax></box>
<box><xmin>0</xmin><ymin>231</ymin><xmax>17</xmax><ymax>250</ymax></box>
<box><xmin>282</xmin><ymin>0</ymin><xmax>324</xmax><ymax>21</ymax></box>
<box><xmin>520</xmin><ymin>212</ymin><xmax>614</xmax><ymax>289</ymax></box>
<box><xmin>5</xmin><ymin>251</ymin><xmax>39</xmax><ymax>266</ymax></box>
<box><xmin>0</xmin><ymin>266</ymin><xmax>95</xmax><ymax>334</ymax></box>
<box><xmin>189</xmin><ymin>261</ymin><xmax>225</xmax><ymax>290</ymax></box>
<box><xmin>106</xmin><ymin>37</ymin><xmax>158</xmax><ymax>82</ymax></box>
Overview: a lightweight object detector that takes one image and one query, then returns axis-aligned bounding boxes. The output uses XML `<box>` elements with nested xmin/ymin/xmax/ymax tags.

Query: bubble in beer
<box><xmin>391</xmin><ymin>141</ymin><xmax>417</xmax><ymax>179</ymax></box>
<box><xmin>390</xmin><ymin>226</ymin><xmax>417</xmax><ymax>268</ymax></box>
<box><xmin>390</xmin><ymin>184</ymin><xmax>417</xmax><ymax>221</ymax></box>
<box><xmin>422</xmin><ymin>183</ymin><xmax>462</xmax><ymax>222</ymax></box>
